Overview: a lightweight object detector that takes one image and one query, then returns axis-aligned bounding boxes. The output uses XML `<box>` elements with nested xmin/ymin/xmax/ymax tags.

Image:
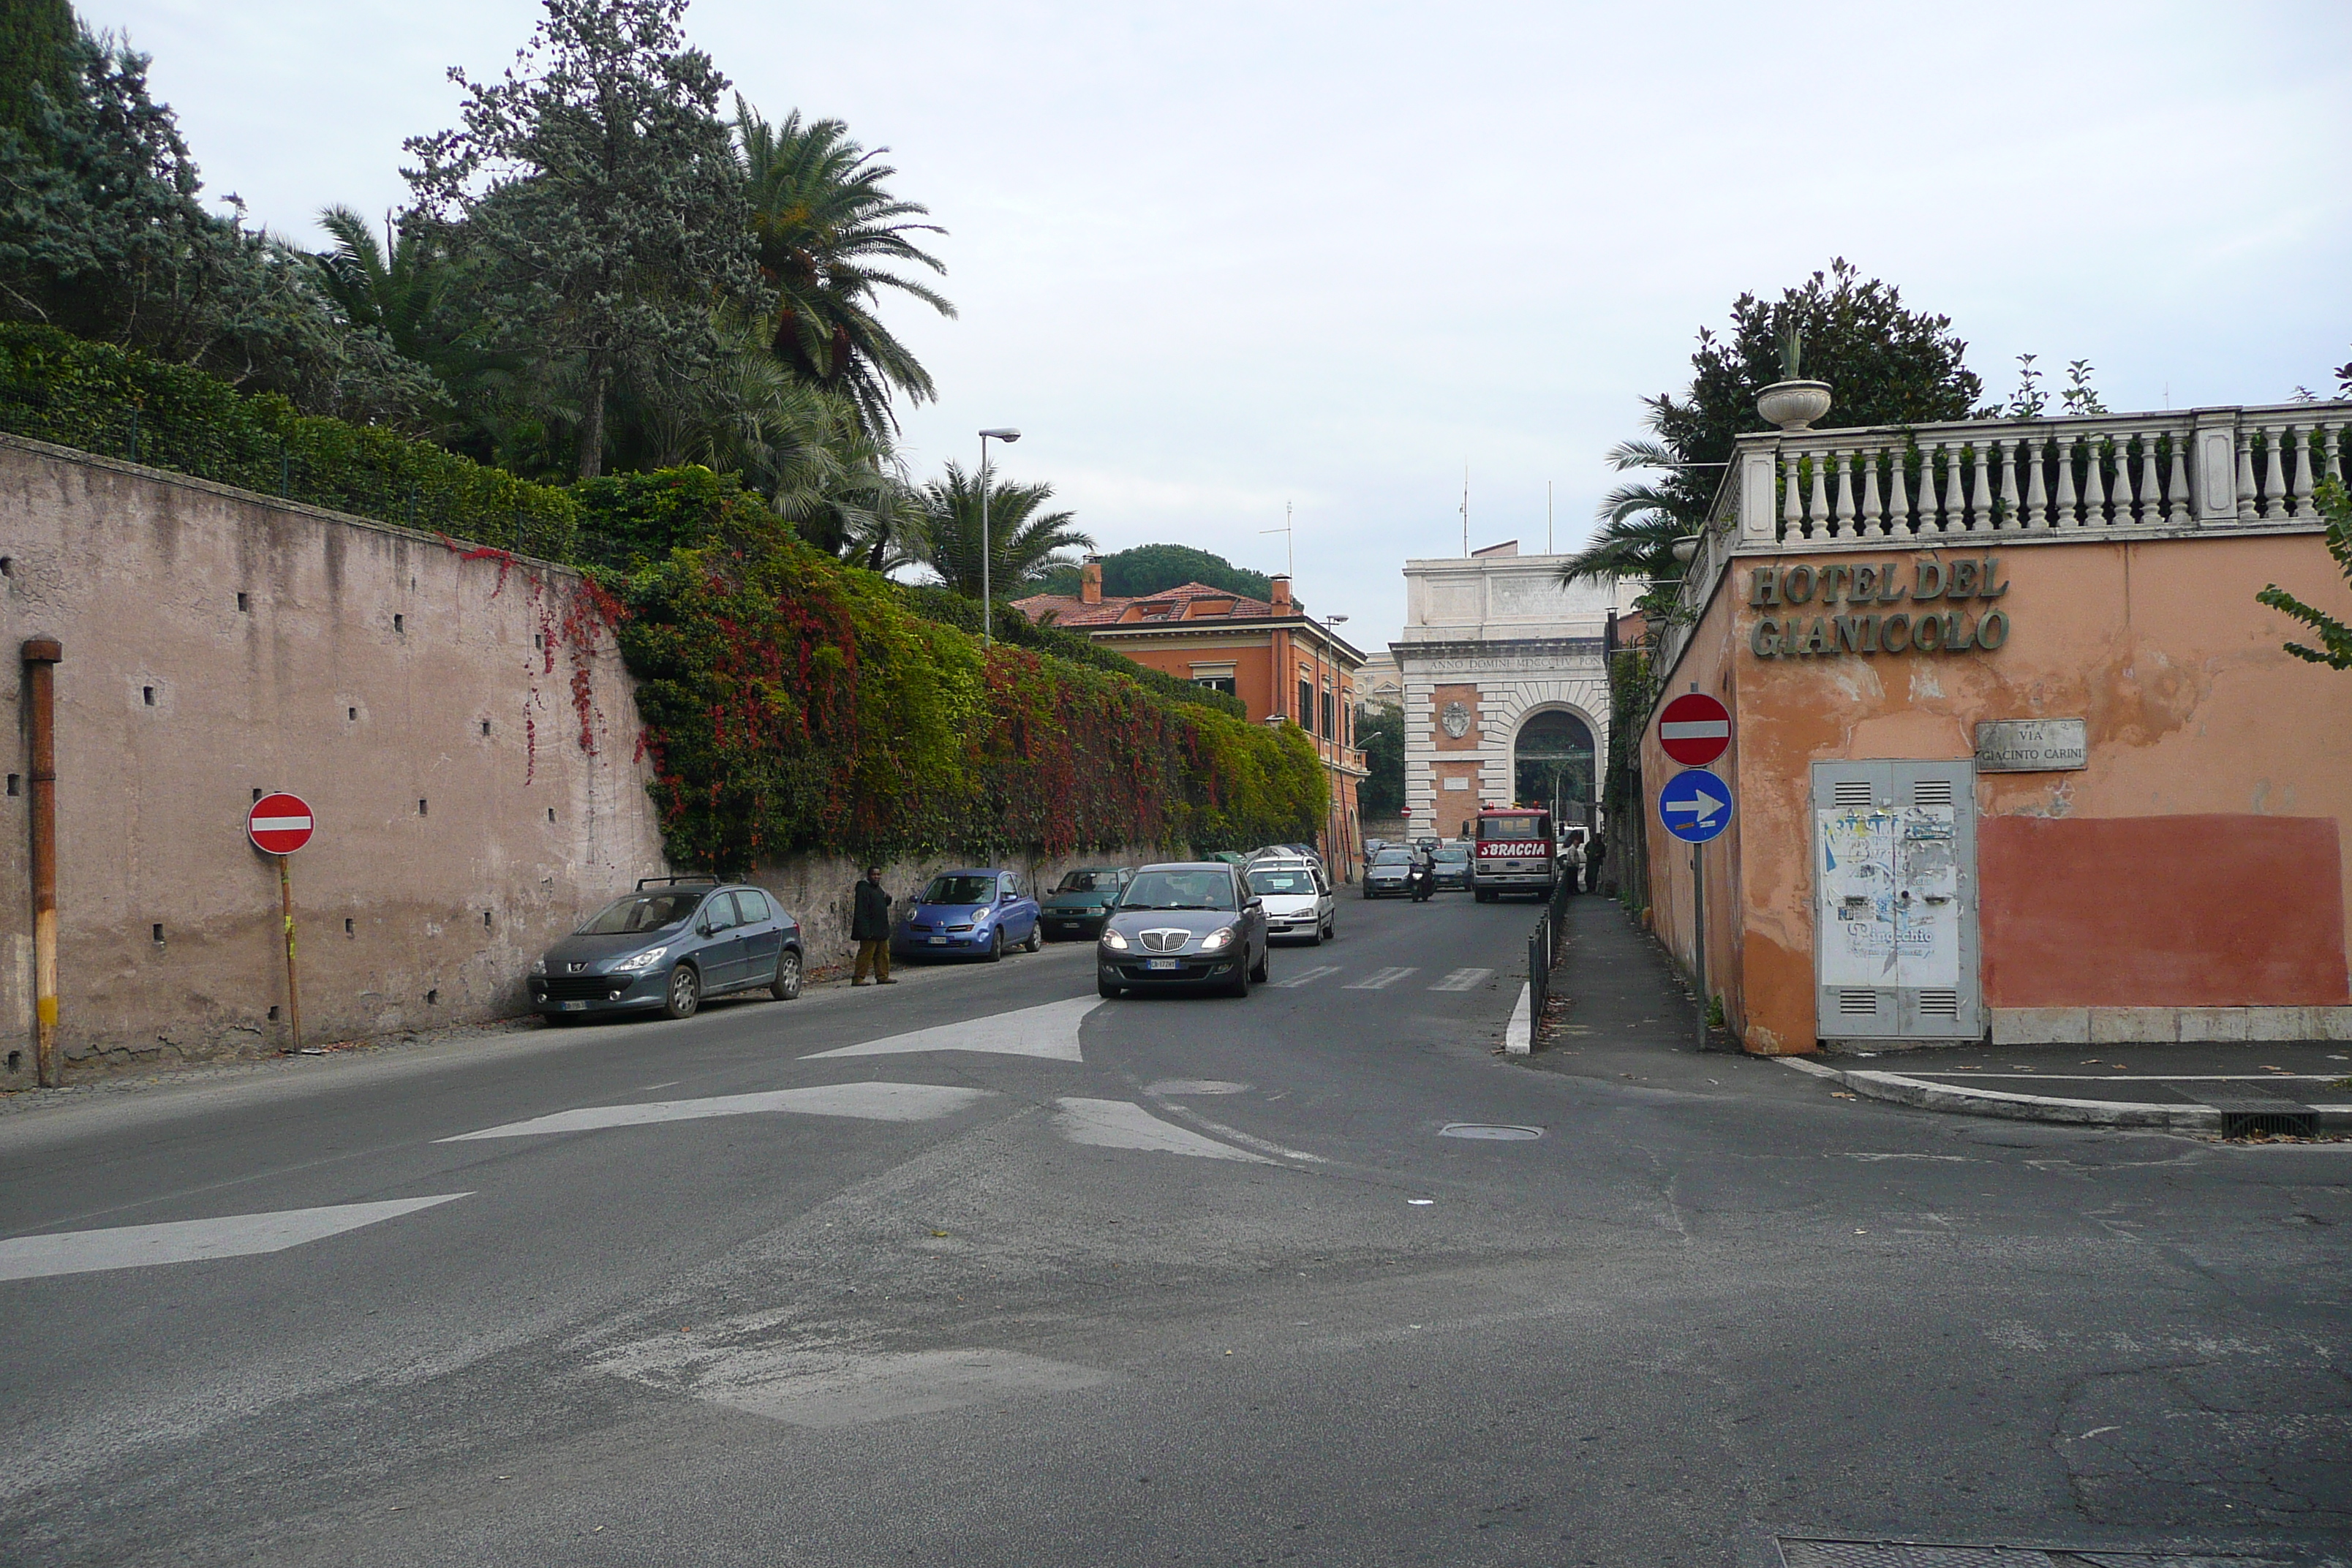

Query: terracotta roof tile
<box><xmin>1012</xmin><ymin>580</ymin><xmax>1281</xmax><ymax>629</ymax></box>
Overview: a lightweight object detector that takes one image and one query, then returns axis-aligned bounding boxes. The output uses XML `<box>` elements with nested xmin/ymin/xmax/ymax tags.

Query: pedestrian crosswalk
<box><xmin>1262</xmin><ymin>965</ymin><xmax>1496</xmax><ymax>993</ymax></box>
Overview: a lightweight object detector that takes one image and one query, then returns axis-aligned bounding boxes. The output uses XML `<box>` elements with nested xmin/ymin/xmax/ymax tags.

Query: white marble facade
<box><xmin>1392</xmin><ymin>544</ymin><xmax>1634</xmax><ymax>835</ymax></box>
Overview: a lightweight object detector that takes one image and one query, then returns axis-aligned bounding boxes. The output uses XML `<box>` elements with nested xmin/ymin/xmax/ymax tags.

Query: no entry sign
<box><xmin>1658</xmin><ymin>693</ymin><xmax>1732</xmax><ymax>767</ymax></box>
<box><xmin>247</xmin><ymin>792</ymin><xmax>315</xmax><ymax>855</ymax></box>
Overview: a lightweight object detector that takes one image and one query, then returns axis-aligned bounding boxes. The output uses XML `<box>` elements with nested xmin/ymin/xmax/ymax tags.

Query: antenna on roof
<box><xmin>1548</xmin><ymin>480</ymin><xmax>1553</xmax><ymax>554</ymax></box>
<box><xmin>1261</xmin><ymin>500</ymin><xmax>1294</xmax><ymax>580</ymax></box>
<box><xmin>1460</xmin><ymin>464</ymin><xmax>1469</xmax><ymax>557</ymax></box>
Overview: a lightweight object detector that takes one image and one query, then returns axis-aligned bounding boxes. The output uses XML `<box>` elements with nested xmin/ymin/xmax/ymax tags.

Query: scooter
<box><xmin>1406</xmin><ymin>859</ymin><xmax>1435</xmax><ymax>902</ymax></box>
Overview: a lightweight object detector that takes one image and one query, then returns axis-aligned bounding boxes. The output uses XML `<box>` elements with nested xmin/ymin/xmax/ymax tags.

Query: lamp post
<box><xmin>977</xmin><ymin>429</ymin><xmax>1020</xmax><ymax>644</ymax></box>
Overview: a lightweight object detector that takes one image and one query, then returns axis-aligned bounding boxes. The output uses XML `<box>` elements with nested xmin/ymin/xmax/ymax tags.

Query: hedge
<box><xmin>0</xmin><ymin>323</ymin><xmax>578</xmax><ymax>557</ymax></box>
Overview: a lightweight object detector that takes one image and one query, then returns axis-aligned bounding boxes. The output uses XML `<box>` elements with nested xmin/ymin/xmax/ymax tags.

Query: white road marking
<box><xmin>802</xmin><ymin>995</ymin><xmax>1097</xmax><ymax>1062</ymax></box>
<box><xmin>1344</xmin><ymin>967</ymin><xmax>1417</xmax><ymax>990</ymax></box>
<box><xmin>0</xmin><ymin>1194</ymin><xmax>470</xmax><ymax>1282</ymax></box>
<box><xmin>440</xmin><ymin>1082</ymin><xmax>990</xmax><ymax>1140</ymax></box>
<box><xmin>1428</xmin><ymin>967</ymin><xmax>1492</xmax><ymax>992</ymax></box>
<box><xmin>1506</xmin><ymin>983</ymin><xmax>1532</xmax><ymax>1055</ymax></box>
<box><xmin>1270</xmin><ymin>965</ymin><xmax>1340</xmax><ymax>990</ymax></box>
<box><xmin>1160</xmin><ymin>1108</ymin><xmax>1328</xmax><ymax>1164</ymax></box>
<box><xmin>1052</xmin><ymin>1098</ymin><xmax>1273</xmax><ymax>1162</ymax></box>
<box><xmin>1145</xmin><ymin>1079</ymin><xmax>1251</xmax><ymax>1095</ymax></box>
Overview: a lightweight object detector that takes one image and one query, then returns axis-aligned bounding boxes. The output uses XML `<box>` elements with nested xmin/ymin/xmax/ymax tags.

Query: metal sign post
<box><xmin>1656</xmin><ymin>764</ymin><xmax>1734</xmax><ymax>1050</ymax></box>
<box><xmin>248</xmin><ymin>793</ymin><xmax>314</xmax><ymax>1052</ymax></box>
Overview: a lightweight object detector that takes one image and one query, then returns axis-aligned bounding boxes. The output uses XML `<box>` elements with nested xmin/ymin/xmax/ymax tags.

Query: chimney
<box><xmin>1080</xmin><ymin>555</ymin><xmax>1103</xmax><ymax>606</ymax></box>
<box><xmin>1270</xmin><ymin>575</ymin><xmax>1292</xmax><ymax>614</ymax></box>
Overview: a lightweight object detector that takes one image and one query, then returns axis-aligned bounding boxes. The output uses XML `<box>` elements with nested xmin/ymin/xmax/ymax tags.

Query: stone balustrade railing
<box><xmin>1648</xmin><ymin>400</ymin><xmax>2352</xmax><ymax>682</ymax></box>
<box><xmin>1721</xmin><ymin>402</ymin><xmax>2350</xmax><ymax>548</ymax></box>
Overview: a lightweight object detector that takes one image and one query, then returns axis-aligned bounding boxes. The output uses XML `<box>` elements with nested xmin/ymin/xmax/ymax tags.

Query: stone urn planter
<box><xmin>1670</xmin><ymin>534</ymin><xmax>1701</xmax><ymax>564</ymax></box>
<box><xmin>1756</xmin><ymin>379</ymin><xmax>1833</xmax><ymax>431</ymax></box>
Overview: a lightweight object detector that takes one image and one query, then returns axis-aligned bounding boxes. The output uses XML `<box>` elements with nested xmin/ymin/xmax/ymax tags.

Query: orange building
<box><xmin>1638</xmin><ymin>396</ymin><xmax>2352</xmax><ymax>1053</ymax></box>
<box><xmin>1014</xmin><ymin>561</ymin><xmax>1368</xmax><ymax>877</ymax></box>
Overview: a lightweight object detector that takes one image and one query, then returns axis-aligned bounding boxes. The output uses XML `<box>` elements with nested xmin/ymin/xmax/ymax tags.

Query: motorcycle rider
<box><xmin>1406</xmin><ymin>845</ymin><xmax>1436</xmax><ymax>902</ymax></box>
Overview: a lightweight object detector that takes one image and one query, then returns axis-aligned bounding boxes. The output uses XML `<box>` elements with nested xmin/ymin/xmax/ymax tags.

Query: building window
<box><xmin>1299</xmin><ymin>679</ymin><xmax>1313</xmax><ymax>731</ymax></box>
<box><xmin>1194</xmin><ymin>676</ymin><xmax>1237</xmax><ymax>696</ymax></box>
<box><xmin>1320</xmin><ymin>690</ymin><xmax>1334</xmax><ymax>737</ymax></box>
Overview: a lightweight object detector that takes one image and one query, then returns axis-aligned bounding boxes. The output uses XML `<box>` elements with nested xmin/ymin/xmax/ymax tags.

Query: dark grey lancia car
<box><xmin>529</xmin><ymin>876</ymin><xmax>802</xmax><ymax>1022</ymax></box>
<box><xmin>1096</xmin><ymin>862</ymin><xmax>1268</xmax><ymax>998</ymax></box>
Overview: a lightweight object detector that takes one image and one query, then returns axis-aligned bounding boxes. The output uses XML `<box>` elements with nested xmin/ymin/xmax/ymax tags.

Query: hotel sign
<box><xmin>1974</xmin><ymin>717</ymin><xmax>2087</xmax><ymax>772</ymax></box>
<box><xmin>1747</xmin><ymin>557</ymin><xmax>2009</xmax><ymax>659</ymax></box>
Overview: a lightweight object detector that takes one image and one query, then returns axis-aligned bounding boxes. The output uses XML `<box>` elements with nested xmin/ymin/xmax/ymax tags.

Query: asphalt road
<box><xmin>1</xmin><ymin>890</ymin><xmax>2346</xmax><ymax>1567</ymax></box>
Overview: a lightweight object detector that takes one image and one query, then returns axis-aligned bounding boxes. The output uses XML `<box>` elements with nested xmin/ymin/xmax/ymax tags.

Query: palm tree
<box><xmin>1558</xmin><ymin>404</ymin><xmax>1705</xmax><ymax>590</ymax></box>
<box><xmin>911</xmin><ymin>461</ymin><xmax>1093</xmax><ymax>600</ymax></box>
<box><xmin>309</xmin><ymin>206</ymin><xmax>443</xmax><ymax>365</ymax></box>
<box><xmin>736</xmin><ymin>105</ymin><xmax>956</xmax><ymax>435</ymax></box>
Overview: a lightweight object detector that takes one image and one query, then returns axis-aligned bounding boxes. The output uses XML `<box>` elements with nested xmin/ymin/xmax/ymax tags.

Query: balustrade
<box><xmin>1744</xmin><ymin>410</ymin><xmax>2349</xmax><ymax>546</ymax></box>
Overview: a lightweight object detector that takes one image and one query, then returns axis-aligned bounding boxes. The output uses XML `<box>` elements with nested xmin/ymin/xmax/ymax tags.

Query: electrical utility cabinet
<box><xmin>1810</xmin><ymin>759</ymin><xmax>1981</xmax><ymax>1044</ymax></box>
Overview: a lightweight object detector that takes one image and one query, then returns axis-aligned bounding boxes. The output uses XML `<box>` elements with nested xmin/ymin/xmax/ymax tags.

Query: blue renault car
<box><xmin>529</xmin><ymin>876</ymin><xmax>802</xmax><ymax>1022</ymax></box>
<box><xmin>890</xmin><ymin>868</ymin><xmax>1043</xmax><ymax>962</ymax></box>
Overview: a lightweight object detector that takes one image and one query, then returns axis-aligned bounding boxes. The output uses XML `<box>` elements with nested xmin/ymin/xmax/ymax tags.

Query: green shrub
<box><xmin>0</xmin><ymin>323</ymin><xmax>577</xmax><ymax>557</ymax></box>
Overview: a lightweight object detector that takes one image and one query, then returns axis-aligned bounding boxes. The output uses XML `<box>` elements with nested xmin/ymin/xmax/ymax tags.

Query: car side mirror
<box><xmin>696</xmin><ymin>921</ymin><xmax>712</xmax><ymax>936</ymax></box>
<box><xmin>1246</xmin><ymin>896</ymin><xmax>1264</xmax><ymax>911</ymax></box>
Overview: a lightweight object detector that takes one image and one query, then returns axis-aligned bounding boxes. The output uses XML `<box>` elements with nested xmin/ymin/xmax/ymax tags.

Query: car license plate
<box><xmin>560</xmin><ymin>1000</ymin><xmax>587</xmax><ymax>1012</ymax></box>
<box><xmin>928</xmin><ymin>935</ymin><xmax>948</xmax><ymax>946</ymax></box>
<box><xmin>1146</xmin><ymin>958</ymin><xmax>1180</xmax><ymax>971</ymax></box>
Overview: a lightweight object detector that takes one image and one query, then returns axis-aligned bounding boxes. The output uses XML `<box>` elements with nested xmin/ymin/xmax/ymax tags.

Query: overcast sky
<box><xmin>97</xmin><ymin>0</ymin><xmax>2352</xmax><ymax>650</ymax></box>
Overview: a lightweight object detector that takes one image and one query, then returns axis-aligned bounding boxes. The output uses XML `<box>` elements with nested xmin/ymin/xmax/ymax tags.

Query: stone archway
<box><xmin>1512</xmin><ymin>706</ymin><xmax>1597</xmax><ymax>824</ymax></box>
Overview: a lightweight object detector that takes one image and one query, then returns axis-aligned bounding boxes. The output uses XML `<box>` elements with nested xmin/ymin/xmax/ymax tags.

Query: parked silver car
<box><xmin>529</xmin><ymin>876</ymin><xmax>802</xmax><ymax>1022</ymax></box>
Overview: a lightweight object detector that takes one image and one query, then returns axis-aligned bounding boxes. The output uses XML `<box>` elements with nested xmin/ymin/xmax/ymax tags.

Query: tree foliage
<box><xmin>1356</xmin><ymin>701</ymin><xmax>1406</xmax><ymax>819</ymax></box>
<box><xmin>0</xmin><ymin>23</ymin><xmax>434</xmax><ymax>421</ymax></box>
<box><xmin>910</xmin><ymin>459</ymin><xmax>1093</xmax><ymax>599</ymax></box>
<box><xmin>2257</xmin><ymin>479</ymin><xmax>2352</xmax><ymax>671</ymax></box>
<box><xmin>0</xmin><ymin>0</ymin><xmax>75</xmax><ymax>139</ymax></box>
<box><xmin>402</xmin><ymin>0</ymin><xmax>768</xmax><ymax>478</ymax></box>
<box><xmin>738</xmin><ymin>105</ymin><xmax>954</xmax><ymax>437</ymax></box>
<box><xmin>1033</xmin><ymin>542</ymin><xmax>1275</xmax><ymax>601</ymax></box>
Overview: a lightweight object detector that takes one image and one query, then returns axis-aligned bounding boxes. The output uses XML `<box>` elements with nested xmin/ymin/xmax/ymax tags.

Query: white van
<box><xmin>1245</xmin><ymin>859</ymin><xmax>1336</xmax><ymax>945</ymax></box>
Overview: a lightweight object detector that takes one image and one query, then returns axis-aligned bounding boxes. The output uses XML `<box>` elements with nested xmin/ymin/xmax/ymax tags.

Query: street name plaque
<box><xmin>1974</xmin><ymin>717</ymin><xmax>2087</xmax><ymax>772</ymax></box>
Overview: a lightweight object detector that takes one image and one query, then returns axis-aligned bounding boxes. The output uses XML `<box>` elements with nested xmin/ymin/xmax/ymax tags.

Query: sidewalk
<box><xmin>1519</xmin><ymin>895</ymin><xmax>2352</xmax><ymax>1138</ymax></box>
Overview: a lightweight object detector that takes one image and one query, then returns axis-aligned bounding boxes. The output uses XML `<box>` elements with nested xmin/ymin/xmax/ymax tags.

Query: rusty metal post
<box><xmin>278</xmin><ymin>853</ymin><xmax>301</xmax><ymax>1052</ymax></box>
<box><xmin>23</xmin><ymin>637</ymin><xmax>61</xmax><ymax>1087</ymax></box>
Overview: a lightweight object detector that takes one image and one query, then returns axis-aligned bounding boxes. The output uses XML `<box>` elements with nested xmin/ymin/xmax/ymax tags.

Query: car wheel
<box><xmin>988</xmin><ymin>927</ymin><xmax>1006</xmax><ymax>963</ymax></box>
<box><xmin>1098</xmin><ymin>976</ymin><xmax>1122</xmax><ymax>999</ymax></box>
<box><xmin>1324</xmin><ymin>913</ymin><xmax>1336</xmax><ymax>940</ymax></box>
<box><xmin>1022</xmin><ymin>923</ymin><xmax>1041</xmax><ymax>954</ymax></box>
<box><xmin>1249</xmin><ymin>943</ymin><xmax>1270</xmax><ymax>984</ymax></box>
<box><xmin>770</xmin><ymin>949</ymin><xmax>802</xmax><ymax>1000</ymax></box>
<box><xmin>1226</xmin><ymin>960</ymin><xmax>1251</xmax><ymax>998</ymax></box>
<box><xmin>662</xmin><ymin>963</ymin><xmax>700</xmax><ymax>1019</ymax></box>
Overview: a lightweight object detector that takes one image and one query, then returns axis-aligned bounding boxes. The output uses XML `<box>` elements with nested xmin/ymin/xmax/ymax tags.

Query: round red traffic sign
<box><xmin>247</xmin><ymin>792</ymin><xmax>315</xmax><ymax>855</ymax></box>
<box><xmin>1658</xmin><ymin>693</ymin><xmax>1732</xmax><ymax>767</ymax></box>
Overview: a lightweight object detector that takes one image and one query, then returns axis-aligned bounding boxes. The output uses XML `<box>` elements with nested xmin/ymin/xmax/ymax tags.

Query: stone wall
<box><xmin>0</xmin><ymin>435</ymin><xmax>671</xmax><ymax>1085</ymax></box>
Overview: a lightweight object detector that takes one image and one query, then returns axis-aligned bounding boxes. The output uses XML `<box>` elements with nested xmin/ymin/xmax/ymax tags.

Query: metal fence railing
<box><xmin>1524</xmin><ymin>873</ymin><xmax>1578</xmax><ymax>1043</ymax></box>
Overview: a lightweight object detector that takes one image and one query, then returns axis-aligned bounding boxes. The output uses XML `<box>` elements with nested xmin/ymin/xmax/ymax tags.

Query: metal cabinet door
<box><xmin>1812</xmin><ymin>760</ymin><xmax>1980</xmax><ymax>1042</ymax></box>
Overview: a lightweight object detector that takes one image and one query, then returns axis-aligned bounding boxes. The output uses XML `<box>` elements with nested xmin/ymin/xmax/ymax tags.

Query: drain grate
<box><xmin>2172</xmin><ymin>1084</ymin><xmax>2321</xmax><ymax>1139</ymax></box>
<box><xmin>1438</xmin><ymin>1123</ymin><xmax>1543</xmax><ymax>1140</ymax></box>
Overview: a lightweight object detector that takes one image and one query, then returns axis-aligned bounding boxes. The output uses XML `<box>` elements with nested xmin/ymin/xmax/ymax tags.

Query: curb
<box><xmin>1776</xmin><ymin>1056</ymin><xmax>2352</xmax><ymax>1132</ymax></box>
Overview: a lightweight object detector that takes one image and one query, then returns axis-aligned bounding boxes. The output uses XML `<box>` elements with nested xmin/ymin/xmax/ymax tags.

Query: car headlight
<box><xmin>1199</xmin><ymin>926</ymin><xmax>1235</xmax><ymax>951</ymax></box>
<box><xmin>529</xmin><ymin>957</ymin><xmax>547</xmax><ymax>976</ymax></box>
<box><xmin>610</xmin><ymin>945</ymin><xmax>670</xmax><ymax>973</ymax></box>
<box><xmin>1101</xmin><ymin>928</ymin><xmax>1130</xmax><ymax>951</ymax></box>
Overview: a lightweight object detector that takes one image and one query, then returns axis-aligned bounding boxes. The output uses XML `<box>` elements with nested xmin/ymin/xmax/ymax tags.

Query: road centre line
<box><xmin>441</xmin><ymin>1082</ymin><xmax>991</xmax><ymax>1141</ymax></box>
<box><xmin>1428</xmin><ymin>968</ymin><xmax>1492</xmax><ymax>992</ymax></box>
<box><xmin>1344</xmin><ymin>968</ymin><xmax>1418</xmax><ymax>990</ymax></box>
<box><xmin>0</xmin><ymin>1194</ymin><xmax>470</xmax><ymax>1282</ymax></box>
<box><xmin>1270</xmin><ymin>965</ymin><xmax>1341</xmax><ymax>989</ymax></box>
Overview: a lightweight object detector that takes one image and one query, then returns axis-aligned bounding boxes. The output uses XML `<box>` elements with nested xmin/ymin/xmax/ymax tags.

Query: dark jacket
<box><xmin>851</xmin><ymin>880</ymin><xmax>893</xmax><ymax>941</ymax></box>
<box><xmin>1586</xmin><ymin>837</ymin><xmax>1607</xmax><ymax>868</ymax></box>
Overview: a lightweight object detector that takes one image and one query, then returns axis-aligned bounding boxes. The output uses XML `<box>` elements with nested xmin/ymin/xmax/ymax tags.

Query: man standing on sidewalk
<box><xmin>851</xmin><ymin>866</ymin><xmax>896</xmax><ymax>985</ymax></box>
<box><xmin>1586</xmin><ymin>832</ymin><xmax>1607</xmax><ymax>897</ymax></box>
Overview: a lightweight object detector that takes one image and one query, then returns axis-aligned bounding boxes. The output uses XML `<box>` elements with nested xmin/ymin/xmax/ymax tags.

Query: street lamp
<box><xmin>978</xmin><ymin>428</ymin><xmax>1020</xmax><ymax>644</ymax></box>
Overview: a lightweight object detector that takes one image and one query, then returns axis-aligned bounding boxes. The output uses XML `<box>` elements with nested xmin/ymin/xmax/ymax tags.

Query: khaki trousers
<box><xmin>853</xmin><ymin>939</ymin><xmax>892</xmax><ymax>981</ymax></box>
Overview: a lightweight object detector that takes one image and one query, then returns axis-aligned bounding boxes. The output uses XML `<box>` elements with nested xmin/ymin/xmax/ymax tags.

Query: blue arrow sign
<box><xmin>1658</xmin><ymin>768</ymin><xmax>1733</xmax><ymax>844</ymax></box>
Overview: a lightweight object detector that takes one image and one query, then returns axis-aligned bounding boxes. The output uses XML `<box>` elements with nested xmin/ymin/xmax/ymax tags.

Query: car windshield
<box><xmin>578</xmin><ymin>890</ymin><xmax>705</xmax><ymax>935</ymax></box>
<box><xmin>1054</xmin><ymin>870</ymin><xmax>1116</xmax><ymax>894</ymax></box>
<box><xmin>1480</xmin><ymin>814</ymin><xmax>1548</xmax><ymax>841</ymax></box>
<box><xmin>1248</xmin><ymin>867</ymin><xmax>1316</xmax><ymax>896</ymax></box>
<box><xmin>1371</xmin><ymin>848</ymin><xmax>1413</xmax><ymax>866</ymax></box>
<box><xmin>921</xmin><ymin>874</ymin><xmax>996</xmax><ymax>905</ymax></box>
<box><xmin>1121</xmin><ymin>870</ymin><xmax>1237</xmax><ymax>911</ymax></box>
<box><xmin>1435</xmin><ymin>846</ymin><xmax>1471</xmax><ymax>864</ymax></box>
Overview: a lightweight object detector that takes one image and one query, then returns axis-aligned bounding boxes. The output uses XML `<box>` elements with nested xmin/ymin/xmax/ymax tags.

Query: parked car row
<box><xmin>528</xmin><ymin>845</ymin><xmax>1366</xmax><ymax>1026</ymax></box>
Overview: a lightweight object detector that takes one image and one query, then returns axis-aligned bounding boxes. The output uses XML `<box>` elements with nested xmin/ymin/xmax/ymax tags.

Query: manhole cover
<box><xmin>1439</xmin><ymin>1123</ymin><xmax>1543</xmax><ymax>1140</ymax></box>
